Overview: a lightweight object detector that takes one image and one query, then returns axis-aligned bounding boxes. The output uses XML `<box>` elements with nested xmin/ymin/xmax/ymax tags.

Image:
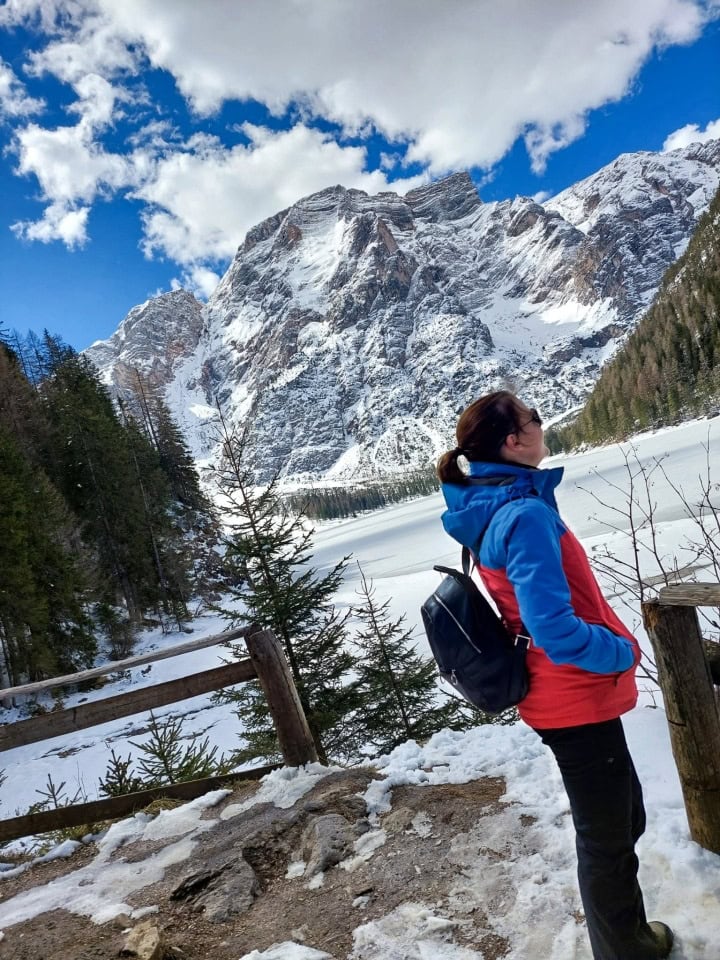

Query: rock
<box><xmin>301</xmin><ymin>814</ymin><xmax>356</xmax><ymax>877</ymax></box>
<box><xmin>191</xmin><ymin>857</ymin><xmax>259</xmax><ymax>922</ymax></box>
<box><xmin>171</xmin><ymin>853</ymin><xmax>259</xmax><ymax>923</ymax></box>
<box><xmin>120</xmin><ymin>920</ymin><xmax>165</xmax><ymax>960</ymax></box>
<box><xmin>382</xmin><ymin>806</ymin><xmax>415</xmax><ymax>834</ymax></box>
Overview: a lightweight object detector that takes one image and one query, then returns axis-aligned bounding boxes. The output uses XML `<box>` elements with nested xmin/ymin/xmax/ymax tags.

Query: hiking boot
<box><xmin>648</xmin><ymin>921</ymin><xmax>674</xmax><ymax>958</ymax></box>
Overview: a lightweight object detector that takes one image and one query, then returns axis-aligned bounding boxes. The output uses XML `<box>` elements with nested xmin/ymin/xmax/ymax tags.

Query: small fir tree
<box><xmin>130</xmin><ymin>712</ymin><xmax>232</xmax><ymax>786</ymax></box>
<box><xmin>211</xmin><ymin>412</ymin><xmax>362</xmax><ymax>765</ymax></box>
<box><xmin>98</xmin><ymin>750</ymin><xmax>145</xmax><ymax>797</ymax></box>
<box><xmin>98</xmin><ymin>712</ymin><xmax>232</xmax><ymax>796</ymax></box>
<box><xmin>351</xmin><ymin>566</ymin><xmax>475</xmax><ymax>754</ymax></box>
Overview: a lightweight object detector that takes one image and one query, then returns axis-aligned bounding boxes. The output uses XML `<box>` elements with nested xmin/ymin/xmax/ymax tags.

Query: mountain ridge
<box><xmin>85</xmin><ymin>139</ymin><xmax>720</xmax><ymax>481</ymax></box>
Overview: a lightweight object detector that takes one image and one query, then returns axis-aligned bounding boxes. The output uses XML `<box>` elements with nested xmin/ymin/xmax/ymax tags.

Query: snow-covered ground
<box><xmin>0</xmin><ymin>415</ymin><xmax>719</xmax><ymax>958</ymax></box>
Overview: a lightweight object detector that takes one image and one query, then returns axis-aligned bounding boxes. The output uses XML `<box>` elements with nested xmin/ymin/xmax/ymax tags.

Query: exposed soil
<box><xmin>0</xmin><ymin>771</ymin><xmax>520</xmax><ymax>960</ymax></box>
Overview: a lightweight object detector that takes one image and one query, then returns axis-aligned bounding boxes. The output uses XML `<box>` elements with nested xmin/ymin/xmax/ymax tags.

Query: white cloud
<box><xmin>96</xmin><ymin>0</ymin><xmax>711</xmax><ymax>173</ymax></box>
<box><xmin>132</xmin><ymin>124</ymin><xmax>425</xmax><ymax>264</ymax></box>
<box><xmin>524</xmin><ymin>116</ymin><xmax>589</xmax><ymax>175</ymax></box>
<box><xmin>663</xmin><ymin>117</ymin><xmax>720</xmax><ymax>151</ymax></box>
<box><xmin>13</xmin><ymin>119</ymin><xmax>129</xmax><ymax>203</ymax></box>
<box><xmin>126</xmin><ymin>119</ymin><xmax>182</xmax><ymax>149</ymax></box>
<box><xmin>67</xmin><ymin>72</ymin><xmax>117</xmax><ymax>129</ymax></box>
<box><xmin>172</xmin><ymin>265</ymin><xmax>220</xmax><ymax>299</ymax></box>
<box><xmin>26</xmin><ymin>11</ymin><xmax>139</xmax><ymax>86</ymax></box>
<box><xmin>12</xmin><ymin>200</ymin><xmax>90</xmax><ymax>246</ymax></box>
<box><xmin>7</xmin><ymin>56</ymin><xmax>142</xmax><ymax>245</ymax></box>
<box><xmin>10</xmin><ymin>100</ymin><xmax>131</xmax><ymax>244</ymax></box>
<box><xmin>0</xmin><ymin>58</ymin><xmax>44</xmax><ymax>117</ymax></box>
<box><xmin>3</xmin><ymin>0</ymin><xmax>718</xmax><ymax>261</ymax></box>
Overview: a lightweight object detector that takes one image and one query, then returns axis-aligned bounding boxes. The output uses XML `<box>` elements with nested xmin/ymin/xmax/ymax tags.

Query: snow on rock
<box><xmin>239</xmin><ymin>944</ymin><xmax>334</xmax><ymax>960</ymax></box>
<box><xmin>85</xmin><ymin>289</ymin><xmax>203</xmax><ymax>395</ymax></box>
<box><xmin>84</xmin><ymin>140</ymin><xmax>720</xmax><ymax>482</ymax></box>
<box><xmin>351</xmin><ymin>904</ymin><xmax>481</xmax><ymax>959</ymax></box>
<box><xmin>220</xmin><ymin>763</ymin><xmax>338</xmax><ymax>820</ymax></box>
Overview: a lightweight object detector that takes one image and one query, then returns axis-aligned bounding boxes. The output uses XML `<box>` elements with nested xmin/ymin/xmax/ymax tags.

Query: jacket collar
<box><xmin>466</xmin><ymin>460</ymin><xmax>564</xmax><ymax>505</ymax></box>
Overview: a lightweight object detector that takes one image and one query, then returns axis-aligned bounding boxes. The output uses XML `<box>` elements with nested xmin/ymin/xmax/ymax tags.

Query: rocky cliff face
<box><xmin>86</xmin><ymin>289</ymin><xmax>204</xmax><ymax>398</ymax></box>
<box><xmin>86</xmin><ymin>140</ymin><xmax>720</xmax><ymax>481</ymax></box>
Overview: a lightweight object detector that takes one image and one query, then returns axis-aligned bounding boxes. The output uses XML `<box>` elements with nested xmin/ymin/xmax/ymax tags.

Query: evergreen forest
<box><xmin>546</xmin><ymin>184</ymin><xmax>720</xmax><ymax>452</ymax></box>
<box><xmin>0</xmin><ymin>331</ymin><xmax>217</xmax><ymax>688</ymax></box>
<box><xmin>283</xmin><ymin>469</ymin><xmax>440</xmax><ymax>521</ymax></box>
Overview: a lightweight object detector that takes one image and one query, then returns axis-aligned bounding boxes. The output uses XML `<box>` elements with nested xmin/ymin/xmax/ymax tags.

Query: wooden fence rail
<box><xmin>0</xmin><ymin>626</ymin><xmax>250</xmax><ymax>701</ymax></box>
<box><xmin>642</xmin><ymin>584</ymin><xmax>720</xmax><ymax>855</ymax></box>
<box><xmin>0</xmin><ymin>624</ymin><xmax>318</xmax><ymax>843</ymax></box>
<box><xmin>0</xmin><ymin>766</ymin><xmax>279</xmax><ymax>846</ymax></box>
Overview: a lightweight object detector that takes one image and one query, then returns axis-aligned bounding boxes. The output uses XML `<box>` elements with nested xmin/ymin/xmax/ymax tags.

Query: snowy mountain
<box><xmin>86</xmin><ymin>289</ymin><xmax>204</xmax><ymax>396</ymax></box>
<box><xmin>85</xmin><ymin>140</ymin><xmax>720</xmax><ymax>481</ymax></box>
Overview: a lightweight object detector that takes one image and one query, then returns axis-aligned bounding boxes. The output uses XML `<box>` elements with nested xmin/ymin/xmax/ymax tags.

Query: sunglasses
<box><xmin>517</xmin><ymin>408</ymin><xmax>542</xmax><ymax>430</ymax></box>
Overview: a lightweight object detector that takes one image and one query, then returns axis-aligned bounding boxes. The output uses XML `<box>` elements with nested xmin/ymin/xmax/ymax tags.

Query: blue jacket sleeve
<box><xmin>502</xmin><ymin>502</ymin><xmax>635</xmax><ymax>674</ymax></box>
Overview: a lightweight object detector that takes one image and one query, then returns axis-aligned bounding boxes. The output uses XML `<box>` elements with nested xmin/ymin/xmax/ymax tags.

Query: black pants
<box><xmin>534</xmin><ymin>718</ymin><xmax>661</xmax><ymax>960</ymax></box>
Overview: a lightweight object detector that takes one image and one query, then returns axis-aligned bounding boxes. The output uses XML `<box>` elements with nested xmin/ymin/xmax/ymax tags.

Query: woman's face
<box><xmin>501</xmin><ymin>402</ymin><xmax>548</xmax><ymax>467</ymax></box>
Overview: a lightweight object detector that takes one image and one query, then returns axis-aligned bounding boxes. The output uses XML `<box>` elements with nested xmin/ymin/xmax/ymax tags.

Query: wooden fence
<box><xmin>0</xmin><ymin>624</ymin><xmax>318</xmax><ymax>843</ymax></box>
<box><xmin>642</xmin><ymin>583</ymin><xmax>720</xmax><ymax>855</ymax></box>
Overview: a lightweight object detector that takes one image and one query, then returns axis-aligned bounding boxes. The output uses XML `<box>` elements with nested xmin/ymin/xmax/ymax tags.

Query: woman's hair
<box><xmin>436</xmin><ymin>390</ymin><xmax>524</xmax><ymax>484</ymax></box>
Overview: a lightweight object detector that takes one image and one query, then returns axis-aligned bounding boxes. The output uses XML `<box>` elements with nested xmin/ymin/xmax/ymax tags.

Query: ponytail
<box><xmin>436</xmin><ymin>447</ymin><xmax>467</xmax><ymax>484</ymax></box>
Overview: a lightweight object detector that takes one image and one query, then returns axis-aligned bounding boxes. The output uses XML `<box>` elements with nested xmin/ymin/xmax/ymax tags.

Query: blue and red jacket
<box><xmin>441</xmin><ymin>461</ymin><xmax>639</xmax><ymax>729</ymax></box>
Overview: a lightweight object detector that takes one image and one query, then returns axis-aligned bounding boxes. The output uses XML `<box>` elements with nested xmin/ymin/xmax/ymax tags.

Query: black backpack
<box><xmin>421</xmin><ymin>545</ymin><xmax>530</xmax><ymax>714</ymax></box>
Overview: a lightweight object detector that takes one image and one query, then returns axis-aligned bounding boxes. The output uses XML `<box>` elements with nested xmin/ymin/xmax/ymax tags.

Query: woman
<box><xmin>437</xmin><ymin>390</ymin><xmax>674</xmax><ymax>960</ymax></box>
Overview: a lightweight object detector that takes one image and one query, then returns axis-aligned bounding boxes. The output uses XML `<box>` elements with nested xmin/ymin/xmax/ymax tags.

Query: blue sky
<box><xmin>0</xmin><ymin>1</ymin><xmax>719</xmax><ymax>352</ymax></box>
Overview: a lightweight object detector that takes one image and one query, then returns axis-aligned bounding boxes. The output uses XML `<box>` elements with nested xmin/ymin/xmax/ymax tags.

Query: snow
<box><xmin>351</xmin><ymin>905</ymin><xmax>478</xmax><ymax>960</ymax></box>
<box><xmin>340</xmin><ymin>829</ymin><xmax>388</xmax><ymax>873</ymax></box>
<box><xmin>240</xmin><ymin>945</ymin><xmax>333</xmax><ymax>960</ymax></box>
<box><xmin>220</xmin><ymin>763</ymin><xmax>339</xmax><ymax>820</ymax></box>
<box><xmin>286</xmin><ymin>215</ymin><xmax>348</xmax><ymax>310</ymax></box>
<box><xmin>0</xmin><ymin>415</ymin><xmax>719</xmax><ymax>956</ymax></box>
<box><xmin>546</xmin><ymin>145</ymin><xmax>720</xmax><ymax>235</ymax></box>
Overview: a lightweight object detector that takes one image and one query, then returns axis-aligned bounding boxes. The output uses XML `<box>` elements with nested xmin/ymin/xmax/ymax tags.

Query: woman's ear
<box><xmin>503</xmin><ymin>431</ymin><xmax>521</xmax><ymax>453</ymax></box>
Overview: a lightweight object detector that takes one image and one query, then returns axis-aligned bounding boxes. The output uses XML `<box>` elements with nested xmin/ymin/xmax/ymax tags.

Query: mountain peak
<box><xmin>86</xmin><ymin>141</ymin><xmax>720</xmax><ymax>481</ymax></box>
<box><xmin>405</xmin><ymin>171</ymin><xmax>480</xmax><ymax>222</ymax></box>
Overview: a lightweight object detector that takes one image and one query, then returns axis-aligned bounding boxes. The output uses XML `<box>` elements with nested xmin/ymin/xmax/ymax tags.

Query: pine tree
<box><xmin>38</xmin><ymin>339</ymin><xmax>194</xmax><ymax>627</ymax></box>
<box><xmin>0</xmin><ymin>425</ymin><xmax>95</xmax><ymax>685</ymax></box>
<box><xmin>98</xmin><ymin>713</ymin><xmax>232</xmax><ymax>795</ymax></box>
<box><xmin>121</xmin><ymin>373</ymin><xmax>222</xmax><ymax>602</ymax></box>
<box><xmin>0</xmin><ymin>342</ymin><xmax>49</xmax><ymax>464</ymax></box>
<box><xmin>211</xmin><ymin>413</ymin><xmax>362</xmax><ymax>764</ymax></box>
<box><xmin>351</xmin><ymin>566</ymin><xmax>474</xmax><ymax>754</ymax></box>
<box><xmin>128</xmin><ymin>372</ymin><xmax>209</xmax><ymax>514</ymax></box>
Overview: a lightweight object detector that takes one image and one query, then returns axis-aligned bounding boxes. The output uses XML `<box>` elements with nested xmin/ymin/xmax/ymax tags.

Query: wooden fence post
<box><xmin>244</xmin><ymin>626</ymin><xmax>319</xmax><ymax>767</ymax></box>
<box><xmin>642</xmin><ymin>601</ymin><xmax>720</xmax><ymax>854</ymax></box>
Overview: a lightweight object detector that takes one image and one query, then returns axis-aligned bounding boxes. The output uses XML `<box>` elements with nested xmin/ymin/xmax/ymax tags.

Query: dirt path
<box><xmin>0</xmin><ymin>770</ymin><xmax>530</xmax><ymax>959</ymax></box>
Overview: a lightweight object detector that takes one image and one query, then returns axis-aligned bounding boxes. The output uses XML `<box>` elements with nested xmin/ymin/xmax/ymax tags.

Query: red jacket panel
<box><xmin>480</xmin><ymin>527</ymin><xmax>639</xmax><ymax>728</ymax></box>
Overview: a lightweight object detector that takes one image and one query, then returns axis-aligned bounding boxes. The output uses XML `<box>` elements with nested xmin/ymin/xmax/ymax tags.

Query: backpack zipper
<box><xmin>433</xmin><ymin>592</ymin><xmax>484</xmax><ymax>655</ymax></box>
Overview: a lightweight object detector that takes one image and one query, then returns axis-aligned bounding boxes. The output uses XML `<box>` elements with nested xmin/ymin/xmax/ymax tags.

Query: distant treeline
<box><xmin>283</xmin><ymin>469</ymin><xmax>440</xmax><ymax>520</ymax></box>
<box><xmin>546</xmin><ymin>183</ymin><xmax>720</xmax><ymax>452</ymax></box>
<box><xmin>0</xmin><ymin>331</ymin><xmax>218</xmax><ymax>688</ymax></box>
